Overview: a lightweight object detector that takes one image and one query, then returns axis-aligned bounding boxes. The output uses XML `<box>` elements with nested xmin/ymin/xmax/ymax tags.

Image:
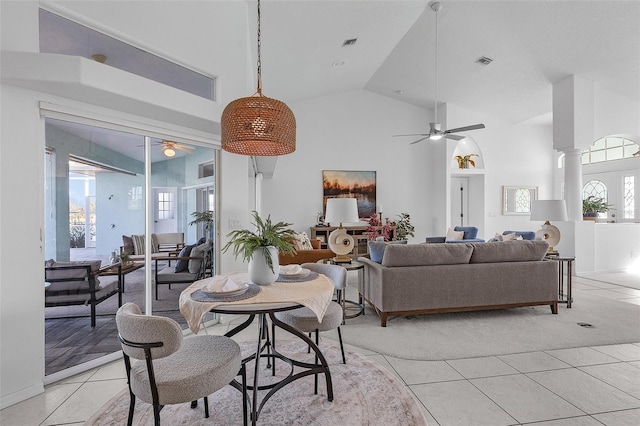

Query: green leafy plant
<box><xmin>221</xmin><ymin>211</ymin><xmax>297</xmax><ymax>273</ymax></box>
<box><xmin>189</xmin><ymin>210</ymin><xmax>214</xmax><ymax>238</ymax></box>
<box><xmin>392</xmin><ymin>212</ymin><xmax>415</xmax><ymax>241</ymax></box>
<box><xmin>119</xmin><ymin>252</ymin><xmax>131</xmax><ymax>264</ymax></box>
<box><xmin>582</xmin><ymin>196</ymin><xmax>614</xmax><ymax>215</ymax></box>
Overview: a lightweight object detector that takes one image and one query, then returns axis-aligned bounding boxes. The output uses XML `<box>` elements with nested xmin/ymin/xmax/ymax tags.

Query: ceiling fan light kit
<box><xmin>162</xmin><ymin>145</ymin><xmax>176</xmax><ymax>157</ymax></box>
<box><xmin>393</xmin><ymin>1</ymin><xmax>485</xmax><ymax>144</ymax></box>
<box><xmin>221</xmin><ymin>0</ymin><xmax>296</xmax><ymax>156</ymax></box>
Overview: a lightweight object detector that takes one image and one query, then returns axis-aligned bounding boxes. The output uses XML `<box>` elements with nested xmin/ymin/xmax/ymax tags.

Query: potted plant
<box><xmin>189</xmin><ymin>210</ymin><xmax>214</xmax><ymax>239</ymax></box>
<box><xmin>392</xmin><ymin>213</ymin><xmax>415</xmax><ymax>241</ymax></box>
<box><xmin>582</xmin><ymin>196</ymin><xmax>614</xmax><ymax>221</ymax></box>
<box><xmin>222</xmin><ymin>211</ymin><xmax>297</xmax><ymax>285</ymax></box>
<box><xmin>455</xmin><ymin>154</ymin><xmax>479</xmax><ymax>169</ymax></box>
<box><xmin>119</xmin><ymin>251</ymin><xmax>132</xmax><ymax>265</ymax></box>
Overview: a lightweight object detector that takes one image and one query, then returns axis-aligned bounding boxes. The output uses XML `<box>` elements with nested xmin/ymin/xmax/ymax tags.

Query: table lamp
<box><xmin>530</xmin><ymin>199</ymin><xmax>568</xmax><ymax>255</ymax></box>
<box><xmin>324</xmin><ymin>198</ymin><xmax>360</xmax><ymax>263</ymax></box>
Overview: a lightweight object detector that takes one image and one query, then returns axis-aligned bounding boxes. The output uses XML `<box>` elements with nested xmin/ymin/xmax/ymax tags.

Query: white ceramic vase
<box><xmin>248</xmin><ymin>246</ymin><xmax>280</xmax><ymax>285</ymax></box>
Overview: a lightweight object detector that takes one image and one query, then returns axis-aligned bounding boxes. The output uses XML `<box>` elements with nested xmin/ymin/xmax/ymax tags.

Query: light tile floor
<box><xmin>2</xmin><ymin>274</ymin><xmax>640</xmax><ymax>426</ymax></box>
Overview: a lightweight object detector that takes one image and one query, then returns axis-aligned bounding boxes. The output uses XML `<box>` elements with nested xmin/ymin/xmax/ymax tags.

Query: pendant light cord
<box><xmin>434</xmin><ymin>5</ymin><xmax>438</xmax><ymax>124</ymax></box>
<box><xmin>256</xmin><ymin>0</ymin><xmax>262</xmax><ymax>95</ymax></box>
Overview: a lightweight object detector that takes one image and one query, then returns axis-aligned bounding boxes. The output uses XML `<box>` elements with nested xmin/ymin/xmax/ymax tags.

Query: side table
<box><xmin>546</xmin><ymin>255</ymin><xmax>575</xmax><ymax>308</ymax></box>
<box><xmin>318</xmin><ymin>258</ymin><xmax>365</xmax><ymax>322</ymax></box>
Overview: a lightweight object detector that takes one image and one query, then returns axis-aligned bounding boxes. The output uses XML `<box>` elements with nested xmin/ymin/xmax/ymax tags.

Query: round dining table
<box><xmin>179</xmin><ymin>271</ymin><xmax>335</xmax><ymax>425</ymax></box>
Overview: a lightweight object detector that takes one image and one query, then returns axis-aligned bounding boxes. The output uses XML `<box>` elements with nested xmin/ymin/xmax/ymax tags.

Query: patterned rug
<box><xmin>85</xmin><ymin>340</ymin><xmax>428</xmax><ymax>425</ymax></box>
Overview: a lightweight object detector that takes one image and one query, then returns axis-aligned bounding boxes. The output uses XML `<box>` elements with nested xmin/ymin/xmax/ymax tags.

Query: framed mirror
<box><xmin>503</xmin><ymin>186</ymin><xmax>538</xmax><ymax>215</ymax></box>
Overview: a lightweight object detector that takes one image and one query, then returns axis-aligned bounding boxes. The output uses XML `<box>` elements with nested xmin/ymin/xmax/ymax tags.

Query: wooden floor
<box><xmin>45</xmin><ymin>310</ymin><xmax>189</xmax><ymax>376</ymax></box>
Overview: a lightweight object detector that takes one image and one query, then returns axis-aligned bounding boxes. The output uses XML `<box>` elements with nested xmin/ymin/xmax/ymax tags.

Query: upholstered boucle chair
<box><xmin>116</xmin><ymin>303</ymin><xmax>246</xmax><ymax>426</ymax></box>
<box><xmin>273</xmin><ymin>263</ymin><xmax>346</xmax><ymax>392</ymax></box>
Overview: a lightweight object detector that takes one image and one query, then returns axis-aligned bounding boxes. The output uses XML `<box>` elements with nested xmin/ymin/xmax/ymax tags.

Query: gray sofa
<box><xmin>358</xmin><ymin>240</ymin><xmax>558</xmax><ymax>327</ymax></box>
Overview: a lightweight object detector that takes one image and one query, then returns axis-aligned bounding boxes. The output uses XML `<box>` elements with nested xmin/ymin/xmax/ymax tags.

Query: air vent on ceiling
<box><xmin>342</xmin><ymin>38</ymin><xmax>358</xmax><ymax>47</ymax></box>
<box><xmin>476</xmin><ymin>56</ymin><xmax>493</xmax><ymax>66</ymax></box>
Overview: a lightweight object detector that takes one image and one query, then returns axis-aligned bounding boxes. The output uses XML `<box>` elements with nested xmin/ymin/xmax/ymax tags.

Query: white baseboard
<box><xmin>1</xmin><ymin>383</ymin><xmax>45</xmax><ymax>410</ymax></box>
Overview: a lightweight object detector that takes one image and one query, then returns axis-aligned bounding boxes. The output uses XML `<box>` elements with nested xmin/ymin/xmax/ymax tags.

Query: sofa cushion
<box><xmin>293</xmin><ymin>232</ymin><xmax>314</xmax><ymax>250</ymax></box>
<box><xmin>131</xmin><ymin>235</ymin><xmax>145</xmax><ymax>255</ymax></box>
<box><xmin>445</xmin><ymin>228</ymin><xmax>465</xmax><ymax>242</ymax></box>
<box><xmin>174</xmin><ymin>244</ymin><xmax>195</xmax><ymax>272</ymax></box>
<box><xmin>454</xmin><ymin>226</ymin><xmax>478</xmax><ymax>240</ymax></box>
<box><xmin>368</xmin><ymin>240</ymin><xmax>408</xmax><ymax>263</ymax></box>
<box><xmin>503</xmin><ymin>230</ymin><xmax>536</xmax><ymax>241</ymax></box>
<box><xmin>381</xmin><ymin>243</ymin><xmax>473</xmax><ymax>267</ymax></box>
<box><xmin>469</xmin><ymin>240</ymin><xmax>549</xmax><ymax>263</ymax></box>
<box><xmin>122</xmin><ymin>235</ymin><xmax>134</xmax><ymax>255</ymax></box>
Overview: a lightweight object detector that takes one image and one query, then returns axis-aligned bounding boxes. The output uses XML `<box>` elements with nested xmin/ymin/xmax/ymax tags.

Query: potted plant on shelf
<box><xmin>582</xmin><ymin>196</ymin><xmax>614</xmax><ymax>221</ymax></box>
<box><xmin>455</xmin><ymin>154</ymin><xmax>479</xmax><ymax>169</ymax></box>
<box><xmin>222</xmin><ymin>211</ymin><xmax>297</xmax><ymax>285</ymax></box>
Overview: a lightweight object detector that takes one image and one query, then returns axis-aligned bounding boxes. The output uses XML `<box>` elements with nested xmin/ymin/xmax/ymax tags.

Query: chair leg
<box><xmin>126</xmin><ymin>393</ymin><xmax>136</xmax><ymax>426</ymax></box>
<box><xmin>241</xmin><ymin>365</ymin><xmax>248</xmax><ymax>426</ymax></box>
<box><xmin>153</xmin><ymin>404</ymin><xmax>161</xmax><ymax>426</ymax></box>
<box><xmin>271</xmin><ymin>320</ymin><xmax>276</xmax><ymax>376</ymax></box>
<box><xmin>314</xmin><ymin>329</ymin><xmax>319</xmax><ymax>394</ymax></box>
<box><xmin>204</xmin><ymin>396</ymin><xmax>209</xmax><ymax>418</ymax></box>
<box><xmin>337</xmin><ymin>326</ymin><xmax>346</xmax><ymax>364</ymax></box>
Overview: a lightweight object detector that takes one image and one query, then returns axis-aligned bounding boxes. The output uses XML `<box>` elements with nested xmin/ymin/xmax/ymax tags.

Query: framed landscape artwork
<box><xmin>322</xmin><ymin>170</ymin><xmax>376</xmax><ymax>219</ymax></box>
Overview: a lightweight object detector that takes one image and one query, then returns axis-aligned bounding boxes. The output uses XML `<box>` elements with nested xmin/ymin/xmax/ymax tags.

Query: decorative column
<box><xmin>562</xmin><ymin>149</ymin><xmax>583</xmax><ymax>221</ymax></box>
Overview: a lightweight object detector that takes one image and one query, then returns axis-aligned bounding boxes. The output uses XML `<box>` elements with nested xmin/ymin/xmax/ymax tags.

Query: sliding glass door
<box><xmin>43</xmin><ymin>117</ymin><xmax>218</xmax><ymax>377</ymax></box>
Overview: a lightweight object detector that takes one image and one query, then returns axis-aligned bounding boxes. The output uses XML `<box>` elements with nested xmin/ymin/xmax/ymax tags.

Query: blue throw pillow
<box><xmin>368</xmin><ymin>240</ymin><xmax>408</xmax><ymax>263</ymax></box>
<box><xmin>174</xmin><ymin>244</ymin><xmax>195</xmax><ymax>272</ymax></box>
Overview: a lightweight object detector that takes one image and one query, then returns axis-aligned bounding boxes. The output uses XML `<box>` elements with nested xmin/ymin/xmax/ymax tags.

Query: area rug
<box><xmin>84</xmin><ymin>341</ymin><xmax>428</xmax><ymax>426</ymax></box>
<box><xmin>333</xmin><ymin>289</ymin><xmax>640</xmax><ymax>361</ymax></box>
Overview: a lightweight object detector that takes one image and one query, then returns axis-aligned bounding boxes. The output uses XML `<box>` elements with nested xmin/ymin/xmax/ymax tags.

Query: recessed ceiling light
<box><xmin>342</xmin><ymin>38</ymin><xmax>357</xmax><ymax>47</ymax></box>
<box><xmin>395</xmin><ymin>90</ymin><xmax>404</xmax><ymax>95</ymax></box>
<box><xmin>476</xmin><ymin>56</ymin><xmax>493</xmax><ymax>65</ymax></box>
<box><xmin>332</xmin><ymin>60</ymin><xmax>346</xmax><ymax>68</ymax></box>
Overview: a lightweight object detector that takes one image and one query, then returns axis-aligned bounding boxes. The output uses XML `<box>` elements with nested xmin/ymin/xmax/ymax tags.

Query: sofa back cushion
<box><xmin>381</xmin><ymin>243</ymin><xmax>473</xmax><ymax>267</ymax></box>
<box><xmin>454</xmin><ymin>226</ymin><xmax>478</xmax><ymax>240</ymax></box>
<box><xmin>469</xmin><ymin>240</ymin><xmax>549</xmax><ymax>263</ymax></box>
<box><xmin>368</xmin><ymin>240</ymin><xmax>408</xmax><ymax>263</ymax></box>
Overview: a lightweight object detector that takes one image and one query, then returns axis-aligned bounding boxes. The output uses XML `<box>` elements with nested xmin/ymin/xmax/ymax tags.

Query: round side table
<box><xmin>317</xmin><ymin>258</ymin><xmax>365</xmax><ymax>321</ymax></box>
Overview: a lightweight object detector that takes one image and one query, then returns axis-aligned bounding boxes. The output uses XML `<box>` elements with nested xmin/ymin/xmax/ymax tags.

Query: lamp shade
<box><xmin>325</xmin><ymin>198</ymin><xmax>360</xmax><ymax>226</ymax></box>
<box><xmin>530</xmin><ymin>200</ymin><xmax>568</xmax><ymax>222</ymax></box>
<box><xmin>221</xmin><ymin>94</ymin><xmax>296</xmax><ymax>156</ymax></box>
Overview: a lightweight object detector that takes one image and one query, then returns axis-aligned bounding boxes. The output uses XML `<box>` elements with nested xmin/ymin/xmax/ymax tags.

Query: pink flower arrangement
<box><xmin>365</xmin><ymin>214</ymin><xmax>393</xmax><ymax>241</ymax></box>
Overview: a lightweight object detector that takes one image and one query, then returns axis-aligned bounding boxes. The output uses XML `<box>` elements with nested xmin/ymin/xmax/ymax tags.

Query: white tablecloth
<box><xmin>179</xmin><ymin>271</ymin><xmax>334</xmax><ymax>334</ymax></box>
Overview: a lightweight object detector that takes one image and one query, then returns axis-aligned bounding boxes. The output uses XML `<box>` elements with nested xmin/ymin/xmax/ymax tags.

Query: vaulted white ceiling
<box><xmin>40</xmin><ymin>0</ymin><xmax>640</xmax><ymax>132</ymax></box>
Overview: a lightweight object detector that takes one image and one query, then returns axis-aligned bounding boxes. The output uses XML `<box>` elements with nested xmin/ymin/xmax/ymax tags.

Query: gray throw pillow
<box><xmin>174</xmin><ymin>244</ymin><xmax>195</xmax><ymax>272</ymax></box>
<box><xmin>188</xmin><ymin>240</ymin><xmax>212</xmax><ymax>274</ymax></box>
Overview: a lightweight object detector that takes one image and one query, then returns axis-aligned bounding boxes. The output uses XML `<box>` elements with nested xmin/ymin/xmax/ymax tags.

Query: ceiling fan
<box><xmin>143</xmin><ymin>140</ymin><xmax>194</xmax><ymax>157</ymax></box>
<box><xmin>394</xmin><ymin>1</ymin><xmax>485</xmax><ymax>144</ymax></box>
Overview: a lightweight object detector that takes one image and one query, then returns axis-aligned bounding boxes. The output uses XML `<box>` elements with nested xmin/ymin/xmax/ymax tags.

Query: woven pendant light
<box><xmin>221</xmin><ymin>0</ymin><xmax>296</xmax><ymax>156</ymax></box>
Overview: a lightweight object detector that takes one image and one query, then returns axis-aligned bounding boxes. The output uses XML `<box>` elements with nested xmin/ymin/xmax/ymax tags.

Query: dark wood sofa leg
<box><xmin>550</xmin><ymin>302</ymin><xmax>558</xmax><ymax>314</ymax></box>
<box><xmin>380</xmin><ymin>313</ymin><xmax>388</xmax><ymax>327</ymax></box>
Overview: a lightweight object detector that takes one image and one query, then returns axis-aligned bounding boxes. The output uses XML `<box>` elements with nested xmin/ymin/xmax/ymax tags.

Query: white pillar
<box><xmin>563</xmin><ymin>149</ymin><xmax>583</xmax><ymax>221</ymax></box>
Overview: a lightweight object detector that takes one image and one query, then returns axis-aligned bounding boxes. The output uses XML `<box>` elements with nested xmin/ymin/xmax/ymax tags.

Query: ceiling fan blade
<box><xmin>445</xmin><ymin>124</ymin><xmax>485</xmax><ymax>134</ymax></box>
<box><xmin>393</xmin><ymin>133</ymin><xmax>429</xmax><ymax>137</ymax></box>
<box><xmin>444</xmin><ymin>134</ymin><xmax>465</xmax><ymax>141</ymax></box>
<box><xmin>409</xmin><ymin>136</ymin><xmax>432</xmax><ymax>145</ymax></box>
<box><xmin>173</xmin><ymin>144</ymin><xmax>193</xmax><ymax>154</ymax></box>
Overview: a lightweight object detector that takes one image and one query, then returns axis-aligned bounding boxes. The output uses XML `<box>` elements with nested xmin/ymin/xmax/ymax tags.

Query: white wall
<box><xmin>261</xmin><ymin>90</ymin><xmax>431</xmax><ymax>242</ymax></box>
<box><xmin>0</xmin><ymin>0</ymin><xmax>252</xmax><ymax>407</ymax></box>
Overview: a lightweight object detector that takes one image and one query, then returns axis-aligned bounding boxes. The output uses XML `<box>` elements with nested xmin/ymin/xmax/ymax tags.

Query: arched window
<box><xmin>582</xmin><ymin>137</ymin><xmax>639</xmax><ymax>164</ymax></box>
<box><xmin>583</xmin><ymin>180</ymin><xmax>607</xmax><ymax>201</ymax></box>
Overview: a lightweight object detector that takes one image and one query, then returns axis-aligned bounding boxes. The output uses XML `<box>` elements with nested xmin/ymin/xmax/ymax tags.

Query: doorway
<box><xmin>451</xmin><ymin>177</ymin><xmax>469</xmax><ymax>227</ymax></box>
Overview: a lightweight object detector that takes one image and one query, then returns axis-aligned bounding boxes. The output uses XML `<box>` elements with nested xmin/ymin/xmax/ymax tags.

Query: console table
<box><xmin>310</xmin><ymin>225</ymin><xmax>395</xmax><ymax>257</ymax></box>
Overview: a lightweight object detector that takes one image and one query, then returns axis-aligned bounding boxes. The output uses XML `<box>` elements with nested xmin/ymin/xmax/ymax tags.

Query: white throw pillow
<box><xmin>445</xmin><ymin>228</ymin><xmax>465</xmax><ymax>242</ymax></box>
<box><xmin>502</xmin><ymin>232</ymin><xmax>518</xmax><ymax>241</ymax></box>
<box><xmin>294</xmin><ymin>232</ymin><xmax>314</xmax><ymax>250</ymax></box>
